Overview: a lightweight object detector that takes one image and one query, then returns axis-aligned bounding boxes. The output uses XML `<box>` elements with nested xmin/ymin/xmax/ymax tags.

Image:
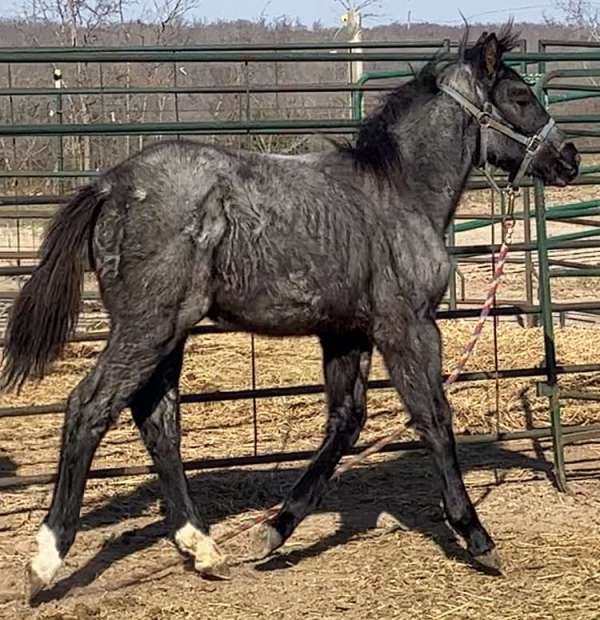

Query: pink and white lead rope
<box><xmin>217</xmin><ymin>213</ymin><xmax>517</xmax><ymax>544</ymax></box>
<box><xmin>443</xmin><ymin>217</ymin><xmax>515</xmax><ymax>385</ymax></box>
<box><xmin>332</xmin><ymin>216</ymin><xmax>516</xmax><ymax>479</ymax></box>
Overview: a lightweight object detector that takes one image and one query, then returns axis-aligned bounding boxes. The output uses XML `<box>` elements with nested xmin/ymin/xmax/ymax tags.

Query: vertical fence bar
<box><xmin>490</xmin><ymin>181</ymin><xmax>501</xmax><ymax>486</ymax></box>
<box><xmin>520</xmin><ymin>40</ymin><xmax>536</xmax><ymax>328</ymax></box>
<box><xmin>6</xmin><ymin>63</ymin><xmax>20</xmax><ymax>269</ymax></box>
<box><xmin>251</xmin><ymin>335</ymin><xmax>258</xmax><ymax>456</ymax></box>
<box><xmin>53</xmin><ymin>68</ymin><xmax>64</xmax><ymax>196</ymax></box>
<box><xmin>534</xmin><ymin>179</ymin><xmax>567</xmax><ymax>491</ymax></box>
<box><xmin>533</xmin><ymin>61</ymin><xmax>567</xmax><ymax>491</ymax></box>
<box><xmin>523</xmin><ymin>189</ymin><xmax>536</xmax><ymax>327</ymax></box>
<box><xmin>244</xmin><ymin>60</ymin><xmax>251</xmax><ymax>148</ymax></box>
<box><xmin>243</xmin><ymin>58</ymin><xmax>258</xmax><ymax>452</ymax></box>
<box><xmin>6</xmin><ymin>63</ymin><xmax>18</xmax><ymax>182</ymax></box>
<box><xmin>274</xmin><ymin>59</ymin><xmax>280</xmax><ymax>118</ymax></box>
<box><xmin>99</xmin><ymin>64</ymin><xmax>105</xmax><ymax>168</ymax></box>
<box><xmin>237</xmin><ymin>62</ymin><xmax>244</xmax><ymax>151</ymax></box>
<box><xmin>538</xmin><ymin>39</ymin><xmax>546</xmax><ymax>77</ymax></box>
<box><xmin>173</xmin><ymin>59</ymin><xmax>180</xmax><ymax>139</ymax></box>
<box><xmin>447</xmin><ymin>222</ymin><xmax>457</xmax><ymax>310</ymax></box>
<box><xmin>126</xmin><ymin>62</ymin><xmax>132</xmax><ymax>157</ymax></box>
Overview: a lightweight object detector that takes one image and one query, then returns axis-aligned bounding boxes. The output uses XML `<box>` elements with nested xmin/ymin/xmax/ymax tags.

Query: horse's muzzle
<box><xmin>558</xmin><ymin>142</ymin><xmax>580</xmax><ymax>184</ymax></box>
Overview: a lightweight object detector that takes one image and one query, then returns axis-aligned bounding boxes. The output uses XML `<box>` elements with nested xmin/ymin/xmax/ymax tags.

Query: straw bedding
<box><xmin>0</xmin><ymin>321</ymin><xmax>599</xmax><ymax>619</ymax></box>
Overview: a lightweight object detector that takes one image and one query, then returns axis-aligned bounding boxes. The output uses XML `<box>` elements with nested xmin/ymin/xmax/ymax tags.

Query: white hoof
<box><xmin>175</xmin><ymin>522</ymin><xmax>230</xmax><ymax>579</ymax></box>
<box><xmin>27</xmin><ymin>524</ymin><xmax>62</xmax><ymax>601</ymax></box>
<box><xmin>249</xmin><ymin>522</ymin><xmax>283</xmax><ymax>561</ymax></box>
<box><xmin>473</xmin><ymin>548</ymin><xmax>503</xmax><ymax>573</ymax></box>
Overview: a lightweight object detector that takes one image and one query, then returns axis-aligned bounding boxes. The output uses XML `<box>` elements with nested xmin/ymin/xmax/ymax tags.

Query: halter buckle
<box><xmin>526</xmin><ymin>134</ymin><xmax>543</xmax><ymax>154</ymax></box>
<box><xmin>478</xmin><ymin>102</ymin><xmax>494</xmax><ymax>127</ymax></box>
<box><xmin>501</xmin><ymin>185</ymin><xmax>519</xmax><ymax>228</ymax></box>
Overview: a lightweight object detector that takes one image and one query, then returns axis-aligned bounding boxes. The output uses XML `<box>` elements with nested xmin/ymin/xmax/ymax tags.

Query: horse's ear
<box><xmin>474</xmin><ymin>31</ymin><xmax>489</xmax><ymax>46</ymax></box>
<box><xmin>466</xmin><ymin>32</ymin><xmax>500</xmax><ymax>80</ymax></box>
<box><xmin>482</xmin><ymin>33</ymin><xmax>500</xmax><ymax>78</ymax></box>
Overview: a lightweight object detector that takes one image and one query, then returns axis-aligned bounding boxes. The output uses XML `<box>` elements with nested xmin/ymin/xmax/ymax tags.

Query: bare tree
<box><xmin>550</xmin><ymin>0</ymin><xmax>600</xmax><ymax>90</ymax></box>
<box><xmin>23</xmin><ymin>0</ymin><xmax>136</xmax><ymax>43</ymax></box>
<box><xmin>19</xmin><ymin>0</ymin><xmax>201</xmax><ymax>165</ymax></box>
<box><xmin>21</xmin><ymin>0</ymin><xmax>139</xmax><ymax>173</ymax></box>
<box><xmin>140</xmin><ymin>0</ymin><xmax>200</xmax><ymax>43</ymax></box>
<box><xmin>335</xmin><ymin>0</ymin><xmax>383</xmax><ymax>22</ymax></box>
<box><xmin>553</xmin><ymin>0</ymin><xmax>599</xmax><ymax>39</ymax></box>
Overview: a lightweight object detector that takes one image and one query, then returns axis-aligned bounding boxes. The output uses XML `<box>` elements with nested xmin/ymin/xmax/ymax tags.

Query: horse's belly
<box><xmin>209</xmin><ymin>308</ymin><xmax>321</xmax><ymax>337</ymax></box>
<box><xmin>209</xmin><ymin>279</ymin><xmax>368</xmax><ymax>336</ymax></box>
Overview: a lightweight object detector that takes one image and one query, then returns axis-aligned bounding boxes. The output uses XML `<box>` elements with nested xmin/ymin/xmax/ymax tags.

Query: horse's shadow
<box><xmin>35</xmin><ymin>440</ymin><xmax>555</xmax><ymax>604</ymax></box>
<box><xmin>0</xmin><ymin>450</ymin><xmax>17</xmax><ymax>493</ymax></box>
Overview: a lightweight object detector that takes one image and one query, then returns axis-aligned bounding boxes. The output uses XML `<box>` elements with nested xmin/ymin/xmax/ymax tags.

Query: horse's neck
<box><xmin>395</xmin><ymin>97</ymin><xmax>477</xmax><ymax>235</ymax></box>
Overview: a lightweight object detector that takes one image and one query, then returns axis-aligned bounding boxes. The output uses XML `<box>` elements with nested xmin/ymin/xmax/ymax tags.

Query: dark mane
<box><xmin>340</xmin><ymin>59</ymin><xmax>444</xmax><ymax>178</ymax></box>
<box><xmin>496</xmin><ymin>22</ymin><xmax>521</xmax><ymax>55</ymax></box>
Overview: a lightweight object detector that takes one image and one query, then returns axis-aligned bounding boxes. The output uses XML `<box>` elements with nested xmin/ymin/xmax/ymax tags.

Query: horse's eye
<box><xmin>512</xmin><ymin>88</ymin><xmax>530</xmax><ymax>107</ymax></box>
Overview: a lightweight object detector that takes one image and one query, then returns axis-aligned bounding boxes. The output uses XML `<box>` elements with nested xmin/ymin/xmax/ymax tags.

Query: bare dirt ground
<box><xmin>1</xmin><ymin>443</ymin><xmax>600</xmax><ymax>620</ymax></box>
<box><xmin>0</xmin><ymin>323</ymin><xmax>599</xmax><ymax>620</ymax></box>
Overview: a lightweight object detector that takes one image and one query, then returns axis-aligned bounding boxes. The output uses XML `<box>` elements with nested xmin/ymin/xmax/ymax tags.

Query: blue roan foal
<box><xmin>1</xmin><ymin>27</ymin><xmax>578</xmax><ymax>601</ymax></box>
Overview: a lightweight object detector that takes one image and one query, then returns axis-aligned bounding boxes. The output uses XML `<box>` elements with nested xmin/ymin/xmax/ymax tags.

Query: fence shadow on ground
<box><xmin>33</xmin><ymin>442</ymin><xmax>557</xmax><ymax>604</ymax></box>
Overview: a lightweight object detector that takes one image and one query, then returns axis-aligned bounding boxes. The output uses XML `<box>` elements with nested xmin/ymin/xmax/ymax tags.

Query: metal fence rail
<box><xmin>0</xmin><ymin>38</ymin><xmax>599</xmax><ymax>491</ymax></box>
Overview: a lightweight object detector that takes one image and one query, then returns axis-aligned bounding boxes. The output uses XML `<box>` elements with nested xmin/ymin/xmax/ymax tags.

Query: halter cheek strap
<box><xmin>510</xmin><ymin>118</ymin><xmax>557</xmax><ymax>187</ymax></box>
<box><xmin>439</xmin><ymin>83</ymin><xmax>557</xmax><ymax>190</ymax></box>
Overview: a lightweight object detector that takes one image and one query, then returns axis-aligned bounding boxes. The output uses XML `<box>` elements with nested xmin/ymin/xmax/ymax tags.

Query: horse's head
<box><xmin>439</xmin><ymin>27</ymin><xmax>579</xmax><ymax>187</ymax></box>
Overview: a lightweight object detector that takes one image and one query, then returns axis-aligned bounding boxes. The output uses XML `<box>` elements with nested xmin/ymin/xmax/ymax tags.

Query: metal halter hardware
<box><xmin>439</xmin><ymin>83</ymin><xmax>557</xmax><ymax>191</ymax></box>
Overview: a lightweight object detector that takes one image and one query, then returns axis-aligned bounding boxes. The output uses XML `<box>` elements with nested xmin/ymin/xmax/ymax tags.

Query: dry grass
<box><xmin>0</xmin><ymin>321</ymin><xmax>599</xmax><ymax>619</ymax></box>
<box><xmin>1</xmin><ymin>321</ymin><xmax>599</xmax><ymax>476</ymax></box>
<box><xmin>0</xmin><ymin>182</ymin><xmax>599</xmax><ymax>619</ymax></box>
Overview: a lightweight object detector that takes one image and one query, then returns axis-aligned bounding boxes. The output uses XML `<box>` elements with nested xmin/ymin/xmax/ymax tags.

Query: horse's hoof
<box><xmin>196</xmin><ymin>557</ymin><xmax>232</xmax><ymax>581</ymax></box>
<box><xmin>175</xmin><ymin>522</ymin><xmax>231</xmax><ymax>580</ymax></box>
<box><xmin>25</xmin><ymin>564</ymin><xmax>46</xmax><ymax>604</ymax></box>
<box><xmin>249</xmin><ymin>522</ymin><xmax>283</xmax><ymax>561</ymax></box>
<box><xmin>472</xmin><ymin>548</ymin><xmax>502</xmax><ymax>574</ymax></box>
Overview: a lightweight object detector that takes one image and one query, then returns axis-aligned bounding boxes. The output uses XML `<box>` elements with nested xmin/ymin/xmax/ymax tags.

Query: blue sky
<box><xmin>0</xmin><ymin>0</ymin><xmax>563</xmax><ymax>26</ymax></box>
<box><xmin>192</xmin><ymin>1</ymin><xmax>562</xmax><ymax>26</ymax></box>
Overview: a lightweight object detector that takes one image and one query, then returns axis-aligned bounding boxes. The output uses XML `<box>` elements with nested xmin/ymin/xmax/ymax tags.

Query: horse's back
<box><xmin>90</xmin><ymin>139</ymin><xmax>375</xmax><ymax>334</ymax></box>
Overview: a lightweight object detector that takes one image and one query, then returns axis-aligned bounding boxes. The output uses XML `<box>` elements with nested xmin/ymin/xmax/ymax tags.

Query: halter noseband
<box><xmin>439</xmin><ymin>83</ymin><xmax>557</xmax><ymax>190</ymax></box>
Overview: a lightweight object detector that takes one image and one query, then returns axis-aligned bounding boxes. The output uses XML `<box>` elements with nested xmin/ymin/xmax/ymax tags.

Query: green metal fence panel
<box><xmin>0</xmin><ymin>39</ymin><xmax>599</xmax><ymax>490</ymax></box>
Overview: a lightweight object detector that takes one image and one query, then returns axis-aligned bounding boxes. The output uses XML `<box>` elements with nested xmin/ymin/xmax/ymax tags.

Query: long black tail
<box><xmin>0</xmin><ymin>184</ymin><xmax>106</xmax><ymax>391</ymax></box>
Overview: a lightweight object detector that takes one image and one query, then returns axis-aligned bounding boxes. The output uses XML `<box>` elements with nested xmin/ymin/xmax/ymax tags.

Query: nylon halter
<box><xmin>439</xmin><ymin>83</ymin><xmax>557</xmax><ymax>190</ymax></box>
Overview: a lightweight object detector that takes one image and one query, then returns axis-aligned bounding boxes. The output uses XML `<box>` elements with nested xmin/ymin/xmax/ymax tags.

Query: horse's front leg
<box><xmin>374</xmin><ymin>313</ymin><xmax>500</xmax><ymax>570</ymax></box>
<box><xmin>252</xmin><ymin>331</ymin><xmax>372</xmax><ymax>558</ymax></box>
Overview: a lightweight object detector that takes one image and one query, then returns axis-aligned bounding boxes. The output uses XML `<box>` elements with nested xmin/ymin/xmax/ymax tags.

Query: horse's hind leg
<box><xmin>252</xmin><ymin>331</ymin><xmax>372</xmax><ymax>558</ymax></box>
<box><xmin>27</xmin><ymin>327</ymin><xmax>173</xmax><ymax>599</ymax></box>
<box><xmin>27</xmin><ymin>180</ymin><xmax>228</xmax><ymax>599</ymax></box>
<box><xmin>373</xmin><ymin>316</ymin><xmax>500</xmax><ymax>571</ymax></box>
<box><xmin>130</xmin><ymin>339</ymin><xmax>229</xmax><ymax>578</ymax></box>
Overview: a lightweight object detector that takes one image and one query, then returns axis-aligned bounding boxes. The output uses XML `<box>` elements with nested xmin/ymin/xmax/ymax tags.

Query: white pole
<box><xmin>342</xmin><ymin>8</ymin><xmax>364</xmax><ymax>119</ymax></box>
<box><xmin>349</xmin><ymin>10</ymin><xmax>363</xmax><ymax>86</ymax></box>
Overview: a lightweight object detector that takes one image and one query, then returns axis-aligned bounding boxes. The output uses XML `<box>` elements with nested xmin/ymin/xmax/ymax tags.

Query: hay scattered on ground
<box><xmin>0</xmin><ymin>317</ymin><xmax>599</xmax><ymax>620</ymax></box>
<box><xmin>1</xmin><ymin>321</ymin><xmax>599</xmax><ymax>476</ymax></box>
